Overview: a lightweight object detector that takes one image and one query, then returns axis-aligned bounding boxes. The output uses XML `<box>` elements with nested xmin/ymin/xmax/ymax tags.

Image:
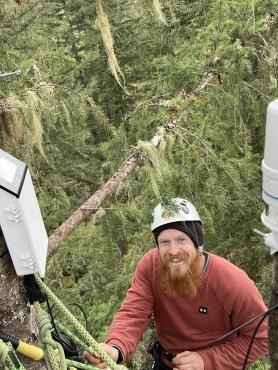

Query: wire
<box><xmin>46</xmin><ymin>295</ymin><xmax>83</xmax><ymax>358</ymax></box>
<box><xmin>50</xmin><ymin>302</ymin><xmax>89</xmax><ymax>332</ymax></box>
<box><xmin>46</xmin><ymin>295</ymin><xmax>61</xmax><ymax>339</ymax></box>
<box><xmin>241</xmin><ymin>314</ymin><xmax>268</xmax><ymax>370</ymax></box>
<box><xmin>241</xmin><ymin>302</ymin><xmax>278</xmax><ymax>370</ymax></box>
<box><xmin>66</xmin><ymin>303</ymin><xmax>89</xmax><ymax>332</ymax></box>
<box><xmin>208</xmin><ymin>310</ymin><xmax>268</xmax><ymax>346</ymax></box>
<box><xmin>205</xmin><ymin>302</ymin><xmax>278</xmax><ymax>369</ymax></box>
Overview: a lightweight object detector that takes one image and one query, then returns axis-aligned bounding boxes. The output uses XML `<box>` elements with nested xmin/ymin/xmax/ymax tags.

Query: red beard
<box><xmin>155</xmin><ymin>251</ymin><xmax>203</xmax><ymax>298</ymax></box>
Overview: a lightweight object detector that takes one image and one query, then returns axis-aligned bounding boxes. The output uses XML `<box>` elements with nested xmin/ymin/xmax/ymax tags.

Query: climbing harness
<box><xmin>149</xmin><ymin>342</ymin><xmax>173</xmax><ymax>370</ymax></box>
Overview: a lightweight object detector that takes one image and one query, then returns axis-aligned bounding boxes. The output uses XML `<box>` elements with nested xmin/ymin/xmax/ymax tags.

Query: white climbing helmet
<box><xmin>151</xmin><ymin>197</ymin><xmax>201</xmax><ymax>232</ymax></box>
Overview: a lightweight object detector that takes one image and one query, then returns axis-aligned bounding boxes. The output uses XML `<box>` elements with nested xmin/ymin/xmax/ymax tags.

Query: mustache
<box><xmin>156</xmin><ymin>252</ymin><xmax>202</xmax><ymax>298</ymax></box>
<box><xmin>163</xmin><ymin>251</ymin><xmax>190</xmax><ymax>263</ymax></box>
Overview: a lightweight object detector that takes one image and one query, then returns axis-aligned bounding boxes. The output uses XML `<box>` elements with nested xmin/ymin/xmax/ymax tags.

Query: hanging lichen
<box><xmin>136</xmin><ymin>139</ymin><xmax>171</xmax><ymax>198</ymax></box>
<box><xmin>0</xmin><ymin>89</ymin><xmax>45</xmax><ymax>163</ymax></box>
<box><xmin>24</xmin><ymin>90</ymin><xmax>44</xmax><ymax>156</ymax></box>
<box><xmin>0</xmin><ymin>95</ymin><xmax>24</xmax><ymax>147</ymax></box>
<box><xmin>153</xmin><ymin>0</ymin><xmax>167</xmax><ymax>25</ymax></box>
<box><xmin>96</xmin><ymin>0</ymin><xmax>127</xmax><ymax>92</ymax></box>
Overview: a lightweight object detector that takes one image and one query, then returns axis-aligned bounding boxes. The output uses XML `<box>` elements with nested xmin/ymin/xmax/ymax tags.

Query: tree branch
<box><xmin>47</xmin><ymin>121</ymin><xmax>176</xmax><ymax>255</ymax></box>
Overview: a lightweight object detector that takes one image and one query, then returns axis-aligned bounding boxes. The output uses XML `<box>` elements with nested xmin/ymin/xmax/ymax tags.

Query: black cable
<box><xmin>241</xmin><ymin>313</ymin><xmax>268</xmax><ymax>370</ymax></box>
<box><xmin>208</xmin><ymin>309</ymin><xmax>268</xmax><ymax>346</ymax></box>
<box><xmin>66</xmin><ymin>303</ymin><xmax>89</xmax><ymax>332</ymax></box>
<box><xmin>204</xmin><ymin>303</ymin><xmax>278</xmax><ymax>369</ymax></box>
<box><xmin>46</xmin><ymin>295</ymin><xmax>61</xmax><ymax>339</ymax></box>
<box><xmin>46</xmin><ymin>294</ymin><xmax>76</xmax><ymax>354</ymax></box>
<box><xmin>50</xmin><ymin>301</ymin><xmax>89</xmax><ymax>332</ymax></box>
<box><xmin>0</xmin><ymin>330</ymin><xmax>19</xmax><ymax>348</ymax></box>
<box><xmin>46</xmin><ymin>295</ymin><xmax>83</xmax><ymax>358</ymax></box>
<box><xmin>241</xmin><ymin>302</ymin><xmax>278</xmax><ymax>370</ymax></box>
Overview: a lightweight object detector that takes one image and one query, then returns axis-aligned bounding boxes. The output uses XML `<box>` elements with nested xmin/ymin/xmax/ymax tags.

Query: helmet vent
<box><xmin>181</xmin><ymin>205</ymin><xmax>189</xmax><ymax>214</ymax></box>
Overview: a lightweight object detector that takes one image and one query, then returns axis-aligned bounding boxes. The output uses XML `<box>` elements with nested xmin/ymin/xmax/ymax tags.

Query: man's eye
<box><xmin>178</xmin><ymin>238</ymin><xmax>186</xmax><ymax>243</ymax></box>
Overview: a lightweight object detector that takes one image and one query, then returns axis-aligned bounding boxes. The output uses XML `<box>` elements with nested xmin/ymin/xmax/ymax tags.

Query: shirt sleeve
<box><xmin>198</xmin><ymin>334</ymin><xmax>268</xmax><ymax>370</ymax></box>
<box><xmin>105</xmin><ymin>253</ymin><xmax>155</xmax><ymax>360</ymax></box>
<box><xmin>197</xmin><ymin>276</ymin><xmax>268</xmax><ymax>370</ymax></box>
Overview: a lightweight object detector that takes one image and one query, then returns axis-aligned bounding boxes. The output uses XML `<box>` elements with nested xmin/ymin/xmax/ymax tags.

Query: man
<box><xmin>85</xmin><ymin>198</ymin><xmax>268</xmax><ymax>369</ymax></box>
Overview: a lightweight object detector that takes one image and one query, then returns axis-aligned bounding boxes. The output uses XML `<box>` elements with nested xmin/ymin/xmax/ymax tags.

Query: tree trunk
<box><xmin>0</xmin><ymin>254</ymin><xmax>45</xmax><ymax>370</ymax></box>
<box><xmin>269</xmin><ymin>253</ymin><xmax>278</xmax><ymax>369</ymax></box>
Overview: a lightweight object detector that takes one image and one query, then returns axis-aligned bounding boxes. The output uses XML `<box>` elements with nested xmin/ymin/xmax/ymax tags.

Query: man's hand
<box><xmin>83</xmin><ymin>343</ymin><xmax>119</xmax><ymax>369</ymax></box>
<box><xmin>172</xmin><ymin>351</ymin><xmax>204</xmax><ymax>370</ymax></box>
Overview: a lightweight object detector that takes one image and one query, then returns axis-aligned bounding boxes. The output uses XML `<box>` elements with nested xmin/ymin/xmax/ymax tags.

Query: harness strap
<box><xmin>157</xmin><ymin>342</ymin><xmax>175</xmax><ymax>362</ymax></box>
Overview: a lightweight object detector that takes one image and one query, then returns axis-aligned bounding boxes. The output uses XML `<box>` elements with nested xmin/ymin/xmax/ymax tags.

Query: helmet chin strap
<box><xmin>198</xmin><ymin>245</ymin><xmax>204</xmax><ymax>255</ymax></box>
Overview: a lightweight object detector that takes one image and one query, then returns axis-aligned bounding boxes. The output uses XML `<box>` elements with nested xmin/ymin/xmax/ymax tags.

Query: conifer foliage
<box><xmin>0</xmin><ymin>0</ymin><xmax>277</xmax><ymax>369</ymax></box>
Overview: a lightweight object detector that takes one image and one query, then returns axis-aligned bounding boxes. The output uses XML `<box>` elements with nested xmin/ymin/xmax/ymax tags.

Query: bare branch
<box><xmin>47</xmin><ymin>121</ymin><xmax>176</xmax><ymax>255</ymax></box>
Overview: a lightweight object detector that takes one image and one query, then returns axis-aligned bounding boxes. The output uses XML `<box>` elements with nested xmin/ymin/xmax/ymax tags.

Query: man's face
<box><xmin>157</xmin><ymin>228</ymin><xmax>197</xmax><ymax>275</ymax></box>
<box><xmin>156</xmin><ymin>228</ymin><xmax>203</xmax><ymax>297</ymax></box>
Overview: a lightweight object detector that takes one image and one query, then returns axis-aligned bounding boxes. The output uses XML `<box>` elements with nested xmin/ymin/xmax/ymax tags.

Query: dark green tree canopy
<box><xmin>1</xmin><ymin>0</ymin><xmax>277</xmax><ymax>368</ymax></box>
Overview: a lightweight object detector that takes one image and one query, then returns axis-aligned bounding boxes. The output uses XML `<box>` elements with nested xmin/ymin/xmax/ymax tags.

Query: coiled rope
<box><xmin>34</xmin><ymin>274</ymin><xmax>125</xmax><ymax>370</ymax></box>
<box><xmin>34</xmin><ymin>302</ymin><xmax>66</xmax><ymax>370</ymax></box>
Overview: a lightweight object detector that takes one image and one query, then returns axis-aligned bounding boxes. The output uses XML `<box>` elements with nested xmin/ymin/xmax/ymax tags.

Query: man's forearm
<box><xmin>197</xmin><ymin>335</ymin><xmax>268</xmax><ymax>370</ymax></box>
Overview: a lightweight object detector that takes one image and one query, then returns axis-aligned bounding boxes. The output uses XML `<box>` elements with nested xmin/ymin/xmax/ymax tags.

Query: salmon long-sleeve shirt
<box><xmin>106</xmin><ymin>249</ymin><xmax>268</xmax><ymax>369</ymax></box>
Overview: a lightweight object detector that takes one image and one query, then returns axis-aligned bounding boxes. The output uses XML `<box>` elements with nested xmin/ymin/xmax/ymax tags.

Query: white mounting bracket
<box><xmin>253</xmin><ymin>229</ymin><xmax>278</xmax><ymax>255</ymax></box>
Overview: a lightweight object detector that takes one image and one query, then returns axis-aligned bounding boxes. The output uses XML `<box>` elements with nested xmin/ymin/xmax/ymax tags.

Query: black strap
<box><xmin>157</xmin><ymin>342</ymin><xmax>175</xmax><ymax>362</ymax></box>
<box><xmin>23</xmin><ymin>274</ymin><xmax>46</xmax><ymax>304</ymax></box>
<box><xmin>150</xmin><ymin>341</ymin><xmax>174</xmax><ymax>369</ymax></box>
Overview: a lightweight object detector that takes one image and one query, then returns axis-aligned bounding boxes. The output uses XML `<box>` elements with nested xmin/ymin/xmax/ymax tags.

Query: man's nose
<box><xmin>168</xmin><ymin>241</ymin><xmax>180</xmax><ymax>256</ymax></box>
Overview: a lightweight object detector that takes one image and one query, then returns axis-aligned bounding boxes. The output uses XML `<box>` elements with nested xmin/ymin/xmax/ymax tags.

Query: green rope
<box><xmin>34</xmin><ymin>302</ymin><xmax>67</xmax><ymax>370</ymax></box>
<box><xmin>0</xmin><ymin>340</ymin><xmax>26</xmax><ymax>370</ymax></box>
<box><xmin>0</xmin><ymin>339</ymin><xmax>8</xmax><ymax>364</ymax></box>
<box><xmin>65</xmin><ymin>358</ymin><xmax>100</xmax><ymax>370</ymax></box>
<box><xmin>0</xmin><ymin>339</ymin><xmax>10</xmax><ymax>370</ymax></box>
<box><xmin>34</xmin><ymin>274</ymin><xmax>125</xmax><ymax>370</ymax></box>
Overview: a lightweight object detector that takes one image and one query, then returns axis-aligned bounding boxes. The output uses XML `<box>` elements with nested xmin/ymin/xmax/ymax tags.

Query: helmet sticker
<box><xmin>162</xmin><ymin>211</ymin><xmax>171</xmax><ymax>220</ymax></box>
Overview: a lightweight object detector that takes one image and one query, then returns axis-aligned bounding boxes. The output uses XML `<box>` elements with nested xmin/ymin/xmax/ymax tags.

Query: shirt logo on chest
<box><xmin>199</xmin><ymin>306</ymin><xmax>208</xmax><ymax>314</ymax></box>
